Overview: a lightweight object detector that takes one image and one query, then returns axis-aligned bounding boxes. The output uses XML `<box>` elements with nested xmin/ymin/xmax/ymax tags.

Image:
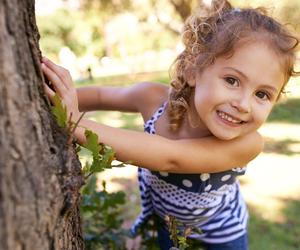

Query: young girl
<box><xmin>41</xmin><ymin>0</ymin><xmax>299</xmax><ymax>249</ymax></box>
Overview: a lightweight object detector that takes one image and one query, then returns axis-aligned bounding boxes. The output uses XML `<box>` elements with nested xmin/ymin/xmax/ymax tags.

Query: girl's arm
<box><xmin>42</xmin><ymin>57</ymin><xmax>263</xmax><ymax>173</ymax></box>
<box><xmin>77</xmin><ymin>86</ymin><xmax>138</xmax><ymax>112</ymax></box>
<box><xmin>73</xmin><ymin>118</ymin><xmax>263</xmax><ymax>173</ymax></box>
<box><xmin>77</xmin><ymin>83</ymin><xmax>165</xmax><ymax>113</ymax></box>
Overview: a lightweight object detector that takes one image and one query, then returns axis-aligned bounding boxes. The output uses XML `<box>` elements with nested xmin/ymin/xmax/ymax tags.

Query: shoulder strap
<box><xmin>144</xmin><ymin>101</ymin><xmax>168</xmax><ymax>133</ymax></box>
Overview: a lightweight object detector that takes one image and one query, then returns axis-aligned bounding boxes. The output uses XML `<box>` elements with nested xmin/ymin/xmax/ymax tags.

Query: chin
<box><xmin>212</xmin><ymin>131</ymin><xmax>239</xmax><ymax>141</ymax></box>
<box><xmin>218</xmin><ymin>135</ymin><xmax>237</xmax><ymax>141</ymax></box>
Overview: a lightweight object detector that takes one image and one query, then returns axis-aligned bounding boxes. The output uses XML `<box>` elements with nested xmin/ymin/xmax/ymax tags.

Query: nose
<box><xmin>231</xmin><ymin>95</ymin><xmax>251</xmax><ymax>113</ymax></box>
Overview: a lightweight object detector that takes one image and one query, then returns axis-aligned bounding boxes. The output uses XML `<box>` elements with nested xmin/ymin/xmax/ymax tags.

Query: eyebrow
<box><xmin>223</xmin><ymin>67</ymin><xmax>248</xmax><ymax>80</ymax></box>
<box><xmin>223</xmin><ymin>66</ymin><xmax>279</xmax><ymax>94</ymax></box>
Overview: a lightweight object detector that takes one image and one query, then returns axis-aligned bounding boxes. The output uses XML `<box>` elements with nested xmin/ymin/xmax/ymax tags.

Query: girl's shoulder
<box><xmin>134</xmin><ymin>82</ymin><xmax>169</xmax><ymax>121</ymax></box>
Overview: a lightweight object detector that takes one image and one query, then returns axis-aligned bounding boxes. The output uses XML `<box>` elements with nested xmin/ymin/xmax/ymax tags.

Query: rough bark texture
<box><xmin>0</xmin><ymin>0</ymin><xmax>85</xmax><ymax>249</ymax></box>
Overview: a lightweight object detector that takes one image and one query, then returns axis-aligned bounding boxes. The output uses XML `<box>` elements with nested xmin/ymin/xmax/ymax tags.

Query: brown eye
<box><xmin>256</xmin><ymin>91</ymin><xmax>270</xmax><ymax>100</ymax></box>
<box><xmin>225</xmin><ymin>77</ymin><xmax>239</xmax><ymax>86</ymax></box>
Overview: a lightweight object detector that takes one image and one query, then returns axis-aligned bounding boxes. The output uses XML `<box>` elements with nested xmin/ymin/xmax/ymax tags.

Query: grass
<box><xmin>77</xmin><ymin>72</ymin><xmax>300</xmax><ymax>250</ymax></box>
<box><xmin>268</xmin><ymin>98</ymin><xmax>300</xmax><ymax>124</ymax></box>
<box><xmin>248</xmin><ymin>199</ymin><xmax>300</xmax><ymax>250</ymax></box>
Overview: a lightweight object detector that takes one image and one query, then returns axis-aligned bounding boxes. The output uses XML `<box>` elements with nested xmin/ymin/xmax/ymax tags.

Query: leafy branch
<box><xmin>165</xmin><ymin>215</ymin><xmax>202</xmax><ymax>250</ymax></box>
<box><xmin>51</xmin><ymin>94</ymin><xmax>68</xmax><ymax>128</ymax></box>
<box><xmin>50</xmin><ymin>93</ymin><xmax>130</xmax><ymax>249</ymax></box>
<box><xmin>50</xmin><ymin>93</ymin><xmax>127</xmax><ymax>178</ymax></box>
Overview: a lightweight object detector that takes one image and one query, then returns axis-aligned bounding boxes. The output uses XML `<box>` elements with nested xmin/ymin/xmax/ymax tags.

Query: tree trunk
<box><xmin>0</xmin><ymin>1</ymin><xmax>85</xmax><ymax>249</ymax></box>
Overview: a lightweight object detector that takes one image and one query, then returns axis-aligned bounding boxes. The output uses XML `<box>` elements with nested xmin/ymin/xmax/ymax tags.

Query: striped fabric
<box><xmin>132</xmin><ymin>102</ymin><xmax>248</xmax><ymax>244</ymax></box>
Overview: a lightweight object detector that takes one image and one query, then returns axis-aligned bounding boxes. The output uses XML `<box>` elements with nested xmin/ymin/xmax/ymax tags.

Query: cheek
<box><xmin>194</xmin><ymin>86</ymin><xmax>219</xmax><ymax>105</ymax></box>
<box><xmin>194</xmin><ymin>90</ymin><xmax>212</xmax><ymax>112</ymax></box>
<box><xmin>253</xmin><ymin>105</ymin><xmax>273</xmax><ymax>125</ymax></box>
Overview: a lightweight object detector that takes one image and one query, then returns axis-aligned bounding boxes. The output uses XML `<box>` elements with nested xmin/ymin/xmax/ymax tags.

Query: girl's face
<box><xmin>189</xmin><ymin>41</ymin><xmax>285</xmax><ymax>140</ymax></box>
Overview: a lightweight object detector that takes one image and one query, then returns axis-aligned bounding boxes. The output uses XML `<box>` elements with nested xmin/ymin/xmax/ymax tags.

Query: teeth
<box><xmin>217</xmin><ymin>111</ymin><xmax>241</xmax><ymax>124</ymax></box>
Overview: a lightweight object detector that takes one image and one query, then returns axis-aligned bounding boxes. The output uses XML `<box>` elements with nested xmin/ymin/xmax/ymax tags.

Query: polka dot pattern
<box><xmin>200</xmin><ymin>173</ymin><xmax>210</xmax><ymax>181</ymax></box>
<box><xmin>159</xmin><ymin>171</ymin><xmax>169</xmax><ymax>177</ymax></box>
<box><xmin>144</xmin><ymin>102</ymin><xmax>168</xmax><ymax>134</ymax></box>
<box><xmin>140</xmin><ymin>168</ymin><xmax>232</xmax><ymax>208</ymax></box>
<box><xmin>182</xmin><ymin>179</ymin><xmax>193</xmax><ymax>188</ymax></box>
<box><xmin>232</xmin><ymin>166</ymin><xmax>247</xmax><ymax>173</ymax></box>
<box><xmin>221</xmin><ymin>175</ymin><xmax>231</xmax><ymax>182</ymax></box>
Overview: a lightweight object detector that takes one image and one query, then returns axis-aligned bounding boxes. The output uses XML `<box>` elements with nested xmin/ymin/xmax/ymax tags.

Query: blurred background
<box><xmin>36</xmin><ymin>0</ymin><xmax>300</xmax><ymax>249</ymax></box>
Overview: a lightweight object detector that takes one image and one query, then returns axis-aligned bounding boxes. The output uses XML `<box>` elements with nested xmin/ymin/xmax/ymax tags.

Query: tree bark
<box><xmin>0</xmin><ymin>0</ymin><xmax>85</xmax><ymax>249</ymax></box>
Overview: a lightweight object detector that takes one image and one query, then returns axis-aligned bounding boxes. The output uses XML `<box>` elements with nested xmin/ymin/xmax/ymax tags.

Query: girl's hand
<box><xmin>41</xmin><ymin>57</ymin><xmax>82</xmax><ymax>122</ymax></box>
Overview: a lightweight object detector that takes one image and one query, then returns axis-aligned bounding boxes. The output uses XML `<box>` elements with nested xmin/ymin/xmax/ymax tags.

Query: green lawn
<box><xmin>268</xmin><ymin>98</ymin><xmax>300</xmax><ymax>124</ymax></box>
<box><xmin>77</xmin><ymin>72</ymin><xmax>300</xmax><ymax>250</ymax></box>
<box><xmin>248</xmin><ymin>199</ymin><xmax>300</xmax><ymax>250</ymax></box>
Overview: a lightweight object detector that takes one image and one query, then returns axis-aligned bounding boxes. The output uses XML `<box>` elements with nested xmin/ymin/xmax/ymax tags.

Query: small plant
<box><xmin>135</xmin><ymin>215</ymin><xmax>161</xmax><ymax>250</ymax></box>
<box><xmin>165</xmin><ymin>215</ymin><xmax>191</xmax><ymax>250</ymax></box>
<box><xmin>81</xmin><ymin>176</ymin><xmax>130</xmax><ymax>250</ymax></box>
<box><xmin>78</xmin><ymin>130</ymin><xmax>130</xmax><ymax>250</ymax></box>
<box><xmin>165</xmin><ymin>215</ymin><xmax>204</xmax><ymax>250</ymax></box>
<box><xmin>50</xmin><ymin>94</ymin><xmax>130</xmax><ymax>249</ymax></box>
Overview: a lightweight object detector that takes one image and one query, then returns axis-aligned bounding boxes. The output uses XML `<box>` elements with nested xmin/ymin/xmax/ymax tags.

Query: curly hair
<box><xmin>168</xmin><ymin>0</ymin><xmax>299</xmax><ymax>132</ymax></box>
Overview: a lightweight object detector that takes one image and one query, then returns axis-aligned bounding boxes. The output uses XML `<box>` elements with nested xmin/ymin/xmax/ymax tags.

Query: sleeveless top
<box><xmin>132</xmin><ymin>102</ymin><xmax>249</xmax><ymax>244</ymax></box>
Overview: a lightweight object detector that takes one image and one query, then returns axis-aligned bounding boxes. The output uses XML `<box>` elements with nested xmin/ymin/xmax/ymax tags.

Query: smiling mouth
<box><xmin>216</xmin><ymin>111</ymin><xmax>245</xmax><ymax>124</ymax></box>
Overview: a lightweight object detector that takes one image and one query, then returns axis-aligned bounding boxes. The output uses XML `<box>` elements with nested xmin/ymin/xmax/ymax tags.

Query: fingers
<box><xmin>41</xmin><ymin>62</ymin><xmax>67</xmax><ymax>97</ymax></box>
<box><xmin>42</xmin><ymin>57</ymin><xmax>74</xmax><ymax>89</ymax></box>
<box><xmin>43</xmin><ymin>82</ymin><xmax>55</xmax><ymax>103</ymax></box>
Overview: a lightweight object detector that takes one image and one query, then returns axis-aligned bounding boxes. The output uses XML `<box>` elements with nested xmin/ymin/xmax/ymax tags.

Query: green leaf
<box><xmin>51</xmin><ymin>94</ymin><xmax>67</xmax><ymax>128</ymax></box>
<box><xmin>90</xmin><ymin>146</ymin><xmax>116</xmax><ymax>173</ymax></box>
<box><xmin>102</xmin><ymin>191</ymin><xmax>126</xmax><ymax>209</ymax></box>
<box><xmin>83</xmin><ymin>130</ymin><xmax>102</xmax><ymax>159</ymax></box>
<box><xmin>81</xmin><ymin>174</ymin><xmax>97</xmax><ymax>195</ymax></box>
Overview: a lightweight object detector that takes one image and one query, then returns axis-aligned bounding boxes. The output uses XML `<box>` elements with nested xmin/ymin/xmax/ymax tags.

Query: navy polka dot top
<box><xmin>132</xmin><ymin>101</ymin><xmax>249</xmax><ymax>244</ymax></box>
